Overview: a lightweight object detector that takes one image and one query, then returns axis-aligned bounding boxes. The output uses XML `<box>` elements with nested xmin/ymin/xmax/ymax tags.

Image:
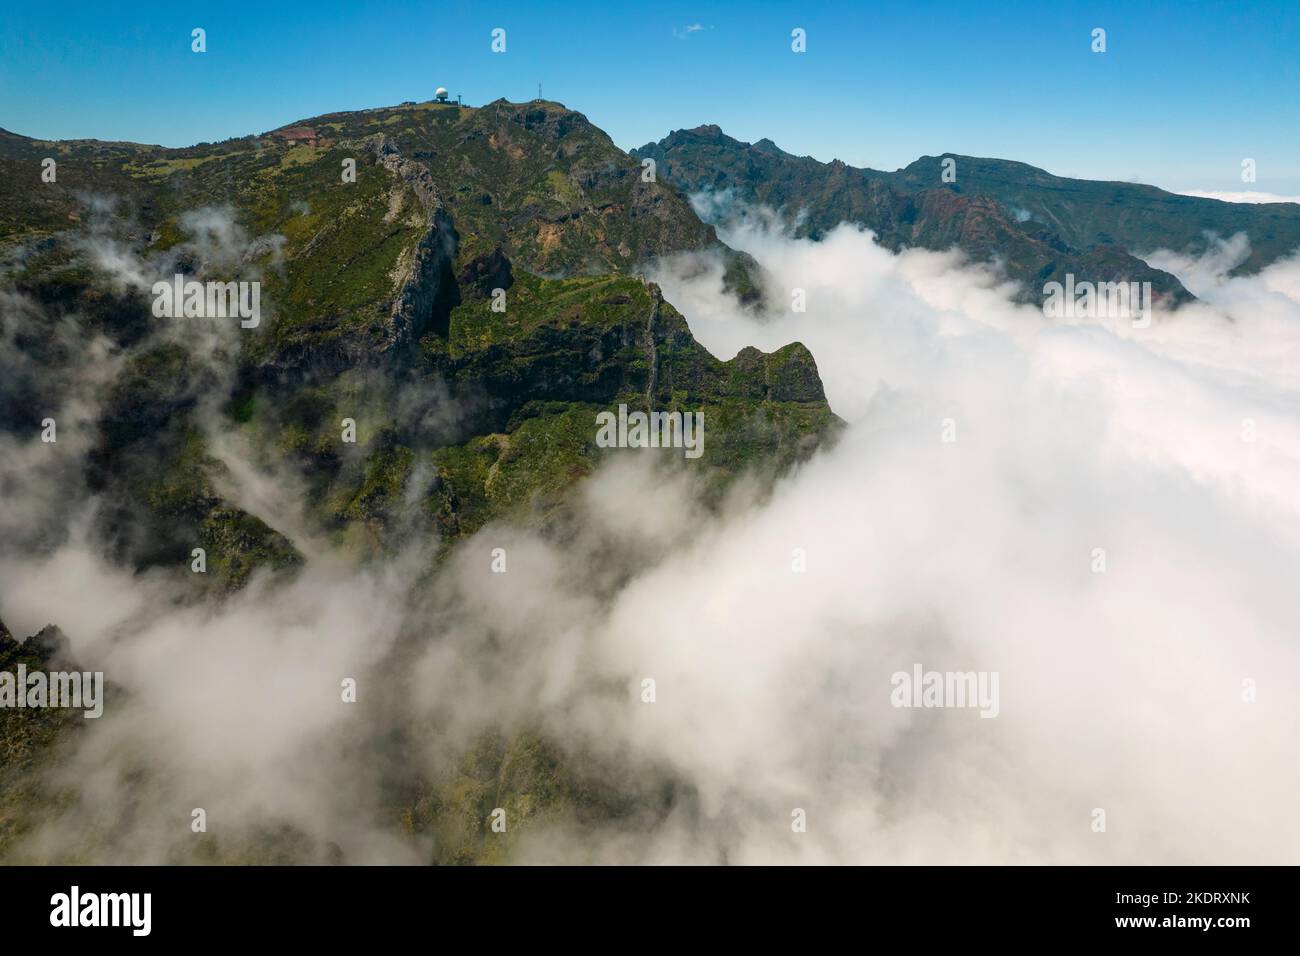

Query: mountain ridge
<box><xmin>634</xmin><ymin>126</ymin><xmax>1300</xmax><ymax>305</ymax></box>
<box><xmin>0</xmin><ymin>97</ymin><xmax>837</xmax><ymax>588</ymax></box>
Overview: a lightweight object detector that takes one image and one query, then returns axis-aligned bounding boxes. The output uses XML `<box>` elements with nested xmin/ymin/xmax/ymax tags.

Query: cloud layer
<box><xmin>2</xmin><ymin>201</ymin><xmax>1298</xmax><ymax>864</ymax></box>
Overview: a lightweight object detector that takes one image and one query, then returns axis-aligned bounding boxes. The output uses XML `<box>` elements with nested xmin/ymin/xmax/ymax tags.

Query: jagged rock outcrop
<box><xmin>362</xmin><ymin>133</ymin><xmax>460</xmax><ymax>350</ymax></box>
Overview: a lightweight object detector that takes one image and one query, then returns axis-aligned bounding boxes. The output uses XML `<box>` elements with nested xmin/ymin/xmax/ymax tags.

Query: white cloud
<box><xmin>1178</xmin><ymin>189</ymin><xmax>1300</xmax><ymax>205</ymax></box>
<box><xmin>4</xmin><ymin>199</ymin><xmax>1300</xmax><ymax>864</ymax></box>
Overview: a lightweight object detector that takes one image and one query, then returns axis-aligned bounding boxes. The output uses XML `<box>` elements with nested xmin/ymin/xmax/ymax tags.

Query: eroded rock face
<box><xmin>353</xmin><ymin>134</ymin><xmax>461</xmax><ymax>358</ymax></box>
<box><xmin>429</xmin><ymin>276</ymin><xmax>830</xmax><ymax>440</ymax></box>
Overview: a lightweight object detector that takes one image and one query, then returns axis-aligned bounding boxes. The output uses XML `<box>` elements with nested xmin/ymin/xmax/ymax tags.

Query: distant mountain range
<box><xmin>635</xmin><ymin>125</ymin><xmax>1300</xmax><ymax>305</ymax></box>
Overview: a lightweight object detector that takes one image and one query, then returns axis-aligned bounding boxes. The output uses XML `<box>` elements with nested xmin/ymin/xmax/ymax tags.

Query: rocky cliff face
<box><xmin>363</xmin><ymin>133</ymin><xmax>460</xmax><ymax>355</ymax></box>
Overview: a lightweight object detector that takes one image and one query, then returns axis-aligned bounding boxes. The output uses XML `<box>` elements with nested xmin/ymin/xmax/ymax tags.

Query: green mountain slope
<box><xmin>0</xmin><ymin>100</ymin><xmax>837</xmax><ymax>862</ymax></box>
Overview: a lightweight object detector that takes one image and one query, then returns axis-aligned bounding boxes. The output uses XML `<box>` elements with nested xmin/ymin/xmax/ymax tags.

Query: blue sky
<box><xmin>2</xmin><ymin>0</ymin><xmax>1297</xmax><ymax>193</ymax></box>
